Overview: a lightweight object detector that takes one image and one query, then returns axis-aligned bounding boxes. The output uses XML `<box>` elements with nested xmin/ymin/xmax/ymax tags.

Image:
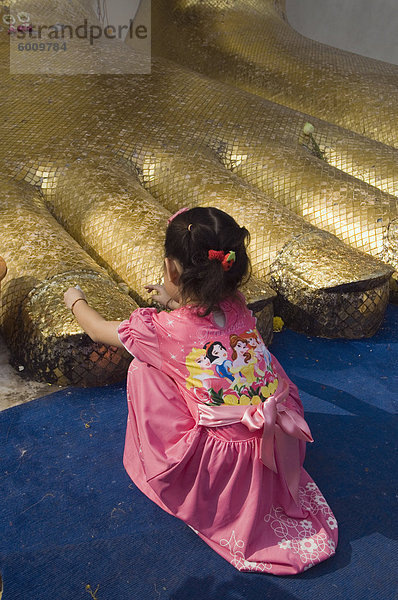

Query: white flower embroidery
<box><xmin>244</xmin><ymin>559</ymin><xmax>260</xmax><ymax>569</ymax></box>
<box><xmin>314</xmin><ymin>494</ymin><xmax>328</xmax><ymax>507</ymax></box>
<box><xmin>327</xmin><ymin>516</ymin><xmax>338</xmax><ymax>530</ymax></box>
<box><xmin>301</xmin><ymin>520</ymin><xmax>313</xmax><ymax>529</ymax></box>
<box><xmin>298</xmin><ymin>533</ymin><xmax>332</xmax><ymax>563</ymax></box>
<box><xmin>263</xmin><ymin>484</ymin><xmax>337</xmax><ymax>566</ymax></box>
<box><xmin>264</xmin><ymin>506</ymin><xmax>317</xmax><ymax>541</ymax></box>
<box><xmin>328</xmin><ymin>539</ymin><xmax>336</xmax><ymax>552</ymax></box>
<box><xmin>299</xmin><ymin>484</ymin><xmax>333</xmax><ymax>517</ymax></box>
<box><xmin>300</xmin><ymin>538</ymin><xmax>318</xmax><ymax>553</ymax></box>
<box><xmin>220</xmin><ymin>531</ymin><xmax>272</xmax><ymax>572</ymax></box>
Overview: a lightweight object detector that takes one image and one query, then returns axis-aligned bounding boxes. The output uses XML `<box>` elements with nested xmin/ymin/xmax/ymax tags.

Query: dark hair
<box><xmin>165</xmin><ymin>207</ymin><xmax>251</xmax><ymax>315</ymax></box>
<box><xmin>204</xmin><ymin>341</ymin><xmax>227</xmax><ymax>362</ymax></box>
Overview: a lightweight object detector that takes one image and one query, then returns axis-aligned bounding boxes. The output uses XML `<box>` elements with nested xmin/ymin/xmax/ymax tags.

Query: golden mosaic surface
<box><xmin>0</xmin><ymin>0</ymin><xmax>396</xmax><ymax>386</ymax></box>
<box><xmin>152</xmin><ymin>0</ymin><xmax>398</xmax><ymax>149</ymax></box>
<box><xmin>152</xmin><ymin>0</ymin><xmax>398</xmax><ymax>253</ymax></box>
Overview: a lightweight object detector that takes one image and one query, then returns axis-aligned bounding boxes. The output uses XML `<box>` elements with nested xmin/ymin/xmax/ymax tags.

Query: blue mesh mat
<box><xmin>1</xmin><ymin>305</ymin><xmax>397</xmax><ymax>600</ymax></box>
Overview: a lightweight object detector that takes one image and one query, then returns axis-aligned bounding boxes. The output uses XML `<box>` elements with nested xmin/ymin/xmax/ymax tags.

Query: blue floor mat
<box><xmin>1</xmin><ymin>305</ymin><xmax>397</xmax><ymax>600</ymax></box>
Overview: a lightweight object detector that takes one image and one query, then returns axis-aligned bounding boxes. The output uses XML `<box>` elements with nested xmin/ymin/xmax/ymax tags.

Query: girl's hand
<box><xmin>145</xmin><ymin>284</ymin><xmax>172</xmax><ymax>307</ymax></box>
<box><xmin>63</xmin><ymin>286</ymin><xmax>123</xmax><ymax>347</ymax></box>
<box><xmin>64</xmin><ymin>286</ymin><xmax>86</xmax><ymax>310</ymax></box>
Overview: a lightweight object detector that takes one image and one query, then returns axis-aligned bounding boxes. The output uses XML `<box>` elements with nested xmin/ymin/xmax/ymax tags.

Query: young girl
<box><xmin>64</xmin><ymin>206</ymin><xmax>338</xmax><ymax>575</ymax></box>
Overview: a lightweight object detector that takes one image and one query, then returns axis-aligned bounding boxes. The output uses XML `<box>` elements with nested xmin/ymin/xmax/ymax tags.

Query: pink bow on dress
<box><xmin>197</xmin><ymin>378</ymin><xmax>313</xmax><ymax>503</ymax></box>
<box><xmin>241</xmin><ymin>379</ymin><xmax>313</xmax><ymax>502</ymax></box>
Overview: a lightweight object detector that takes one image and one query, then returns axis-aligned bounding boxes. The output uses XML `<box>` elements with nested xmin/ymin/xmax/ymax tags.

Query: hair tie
<box><xmin>223</xmin><ymin>251</ymin><xmax>236</xmax><ymax>271</ymax></box>
<box><xmin>208</xmin><ymin>250</ymin><xmax>236</xmax><ymax>271</ymax></box>
<box><xmin>167</xmin><ymin>206</ymin><xmax>189</xmax><ymax>224</ymax></box>
<box><xmin>188</xmin><ymin>223</ymin><xmax>193</xmax><ymax>232</ymax></box>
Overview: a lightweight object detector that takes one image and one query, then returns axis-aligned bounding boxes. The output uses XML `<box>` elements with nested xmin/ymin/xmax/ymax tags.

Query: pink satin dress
<box><xmin>118</xmin><ymin>296</ymin><xmax>338</xmax><ymax>575</ymax></box>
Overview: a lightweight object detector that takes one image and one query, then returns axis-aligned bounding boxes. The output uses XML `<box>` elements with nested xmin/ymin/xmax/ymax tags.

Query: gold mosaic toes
<box><xmin>152</xmin><ymin>0</ymin><xmax>398</xmax><ymax>149</ymax></box>
<box><xmin>0</xmin><ymin>177</ymin><xmax>135</xmax><ymax>386</ymax></box>
<box><xmin>152</xmin><ymin>0</ymin><xmax>398</xmax><ymax>269</ymax></box>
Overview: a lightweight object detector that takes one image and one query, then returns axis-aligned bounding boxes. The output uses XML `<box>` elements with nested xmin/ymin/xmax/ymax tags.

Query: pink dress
<box><xmin>118</xmin><ymin>296</ymin><xmax>338</xmax><ymax>575</ymax></box>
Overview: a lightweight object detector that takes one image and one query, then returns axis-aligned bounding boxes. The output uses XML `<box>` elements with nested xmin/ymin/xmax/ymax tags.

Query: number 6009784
<box><xmin>17</xmin><ymin>42</ymin><xmax>67</xmax><ymax>51</ymax></box>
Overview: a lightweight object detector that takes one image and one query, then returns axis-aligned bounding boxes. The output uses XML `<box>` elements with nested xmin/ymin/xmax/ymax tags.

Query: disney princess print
<box><xmin>185</xmin><ymin>328</ymin><xmax>279</xmax><ymax>406</ymax></box>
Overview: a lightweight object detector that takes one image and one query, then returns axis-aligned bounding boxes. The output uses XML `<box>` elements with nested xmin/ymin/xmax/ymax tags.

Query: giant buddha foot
<box><xmin>0</xmin><ymin>0</ymin><xmax>396</xmax><ymax>386</ymax></box>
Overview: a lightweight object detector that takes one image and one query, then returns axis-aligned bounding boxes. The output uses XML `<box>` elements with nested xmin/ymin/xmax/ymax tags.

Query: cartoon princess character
<box><xmin>242</xmin><ymin>328</ymin><xmax>270</xmax><ymax>377</ymax></box>
<box><xmin>229</xmin><ymin>335</ymin><xmax>257</xmax><ymax>385</ymax></box>
<box><xmin>204</xmin><ymin>341</ymin><xmax>234</xmax><ymax>382</ymax></box>
<box><xmin>185</xmin><ymin>348</ymin><xmax>215</xmax><ymax>389</ymax></box>
<box><xmin>244</xmin><ymin>329</ymin><xmax>278</xmax><ymax>389</ymax></box>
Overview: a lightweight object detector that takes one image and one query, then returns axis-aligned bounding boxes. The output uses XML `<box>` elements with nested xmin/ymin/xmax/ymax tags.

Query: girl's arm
<box><xmin>64</xmin><ymin>287</ymin><xmax>124</xmax><ymax>348</ymax></box>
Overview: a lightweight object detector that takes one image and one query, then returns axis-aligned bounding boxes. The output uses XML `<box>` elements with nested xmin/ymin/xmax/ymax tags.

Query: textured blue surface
<box><xmin>1</xmin><ymin>305</ymin><xmax>397</xmax><ymax>600</ymax></box>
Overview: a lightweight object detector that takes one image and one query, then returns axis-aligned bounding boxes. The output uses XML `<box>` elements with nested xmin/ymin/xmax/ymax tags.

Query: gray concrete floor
<box><xmin>0</xmin><ymin>334</ymin><xmax>59</xmax><ymax>412</ymax></box>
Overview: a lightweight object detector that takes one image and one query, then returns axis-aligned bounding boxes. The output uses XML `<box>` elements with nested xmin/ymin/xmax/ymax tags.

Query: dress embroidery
<box><xmin>220</xmin><ymin>531</ymin><xmax>272</xmax><ymax>572</ymax></box>
<box><xmin>263</xmin><ymin>483</ymin><xmax>337</xmax><ymax>566</ymax></box>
